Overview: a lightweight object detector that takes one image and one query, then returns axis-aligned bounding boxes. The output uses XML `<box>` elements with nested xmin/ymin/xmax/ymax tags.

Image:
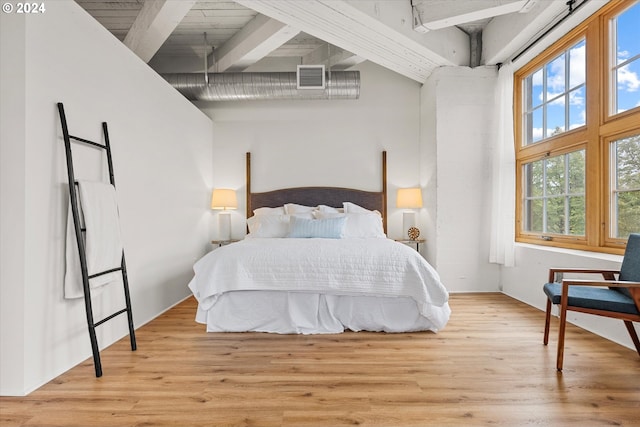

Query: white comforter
<box><xmin>188</xmin><ymin>238</ymin><xmax>450</xmax><ymax>330</ymax></box>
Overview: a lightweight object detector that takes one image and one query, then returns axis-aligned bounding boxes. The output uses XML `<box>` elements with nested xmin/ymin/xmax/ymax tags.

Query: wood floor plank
<box><xmin>1</xmin><ymin>293</ymin><xmax>638</xmax><ymax>426</ymax></box>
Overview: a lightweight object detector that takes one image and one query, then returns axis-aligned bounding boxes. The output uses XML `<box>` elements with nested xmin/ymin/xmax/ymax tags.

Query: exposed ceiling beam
<box><xmin>302</xmin><ymin>44</ymin><xmax>366</xmax><ymax>70</ymax></box>
<box><xmin>124</xmin><ymin>0</ymin><xmax>197</xmax><ymax>63</ymax></box>
<box><xmin>212</xmin><ymin>14</ymin><xmax>299</xmax><ymax>72</ymax></box>
<box><xmin>236</xmin><ymin>0</ymin><xmax>468</xmax><ymax>83</ymax></box>
<box><xmin>412</xmin><ymin>0</ymin><xmax>529</xmax><ymax>31</ymax></box>
<box><xmin>341</xmin><ymin>0</ymin><xmax>467</xmax><ymax>65</ymax></box>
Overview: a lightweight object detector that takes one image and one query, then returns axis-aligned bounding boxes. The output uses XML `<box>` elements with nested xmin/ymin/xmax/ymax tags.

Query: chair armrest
<box><xmin>548</xmin><ymin>268</ymin><xmax>620</xmax><ymax>283</ymax></box>
<box><xmin>561</xmin><ymin>279</ymin><xmax>640</xmax><ymax>288</ymax></box>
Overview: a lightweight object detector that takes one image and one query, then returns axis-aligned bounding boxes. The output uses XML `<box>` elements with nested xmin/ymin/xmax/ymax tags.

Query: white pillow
<box><xmin>343</xmin><ymin>202</ymin><xmax>381</xmax><ymax>216</ymax></box>
<box><xmin>284</xmin><ymin>203</ymin><xmax>316</xmax><ymax>219</ymax></box>
<box><xmin>346</xmin><ymin>213</ymin><xmax>385</xmax><ymax>238</ymax></box>
<box><xmin>284</xmin><ymin>203</ymin><xmax>315</xmax><ymax>214</ymax></box>
<box><xmin>246</xmin><ymin>214</ymin><xmax>290</xmax><ymax>238</ymax></box>
<box><xmin>317</xmin><ymin>205</ymin><xmax>344</xmax><ymax>213</ymax></box>
<box><xmin>253</xmin><ymin>206</ymin><xmax>285</xmax><ymax>216</ymax></box>
<box><xmin>315</xmin><ymin>211</ymin><xmax>385</xmax><ymax>238</ymax></box>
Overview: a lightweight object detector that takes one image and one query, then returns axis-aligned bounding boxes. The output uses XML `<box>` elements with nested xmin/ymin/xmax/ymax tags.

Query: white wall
<box><xmin>0</xmin><ymin>7</ymin><xmax>27</xmax><ymax>397</ymax></box>
<box><xmin>0</xmin><ymin>2</ymin><xmax>213</xmax><ymax>396</ymax></box>
<box><xmin>420</xmin><ymin>66</ymin><xmax>500</xmax><ymax>293</ymax></box>
<box><xmin>195</xmin><ymin>61</ymin><xmax>423</xmax><ymax>242</ymax></box>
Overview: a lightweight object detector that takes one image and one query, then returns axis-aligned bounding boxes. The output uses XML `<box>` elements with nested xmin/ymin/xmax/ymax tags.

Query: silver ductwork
<box><xmin>162</xmin><ymin>71</ymin><xmax>360</xmax><ymax>101</ymax></box>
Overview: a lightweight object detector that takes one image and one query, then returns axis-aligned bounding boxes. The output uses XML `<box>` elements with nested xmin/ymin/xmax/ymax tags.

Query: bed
<box><xmin>187</xmin><ymin>152</ymin><xmax>451</xmax><ymax>334</ymax></box>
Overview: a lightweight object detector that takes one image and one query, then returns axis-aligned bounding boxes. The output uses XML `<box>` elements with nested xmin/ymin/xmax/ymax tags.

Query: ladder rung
<box><xmin>94</xmin><ymin>308</ymin><xmax>127</xmax><ymax>327</ymax></box>
<box><xmin>88</xmin><ymin>266</ymin><xmax>123</xmax><ymax>279</ymax></box>
<box><xmin>69</xmin><ymin>135</ymin><xmax>107</xmax><ymax>150</ymax></box>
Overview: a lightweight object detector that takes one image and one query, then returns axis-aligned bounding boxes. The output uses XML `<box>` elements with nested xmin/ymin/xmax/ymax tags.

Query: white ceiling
<box><xmin>75</xmin><ymin>0</ymin><xmax>571</xmax><ymax>83</ymax></box>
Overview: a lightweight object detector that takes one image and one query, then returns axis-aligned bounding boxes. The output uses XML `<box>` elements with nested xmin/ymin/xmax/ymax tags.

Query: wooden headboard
<box><xmin>246</xmin><ymin>151</ymin><xmax>388</xmax><ymax>232</ymax></box>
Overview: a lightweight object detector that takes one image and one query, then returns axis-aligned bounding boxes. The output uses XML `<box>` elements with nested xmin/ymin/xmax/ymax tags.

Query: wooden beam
<box><xmin>213</xmin><ymin>14</ymin><xmax>299</xmax><ymax>72</ymax></box>
<box><xmin>124</xmin><ymin>0</ymin><xmax>197</xmax><ymax>63</ymax></box>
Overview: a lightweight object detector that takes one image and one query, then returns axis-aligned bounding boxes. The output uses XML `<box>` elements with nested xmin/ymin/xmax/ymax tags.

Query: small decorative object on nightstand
<box><xmin>408</xmin><ymin>226</ymin><xmax>420</xmax><ymax>241</ymax></box>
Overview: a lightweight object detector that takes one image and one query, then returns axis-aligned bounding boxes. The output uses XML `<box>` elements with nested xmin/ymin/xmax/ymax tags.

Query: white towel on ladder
<box><xmin>64</xmin><ymin>181</ymin><xmax>123</xmax><ymax>299</ymax></box>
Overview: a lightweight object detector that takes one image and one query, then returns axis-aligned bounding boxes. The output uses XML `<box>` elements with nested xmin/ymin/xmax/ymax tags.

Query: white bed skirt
<box><xmin>195</xmin><ymin>290</ymin><xmax>451</xmax><ymax>334</ymax></box>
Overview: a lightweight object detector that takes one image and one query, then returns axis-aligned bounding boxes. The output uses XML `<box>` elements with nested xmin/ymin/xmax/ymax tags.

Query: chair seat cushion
<box><xmin>543</xmin><ymin>282</ymin><xmax>640</xmax><ymax>315</ymax></box>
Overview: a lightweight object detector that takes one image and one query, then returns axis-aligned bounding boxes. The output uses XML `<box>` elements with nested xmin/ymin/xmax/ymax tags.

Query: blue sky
<box><xmin>615</xmin><ymin>1</ymin><xmax>640</xmax><ymax>113</ymax></box>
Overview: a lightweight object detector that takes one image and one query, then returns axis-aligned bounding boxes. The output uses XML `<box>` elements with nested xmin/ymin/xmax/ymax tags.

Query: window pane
<box><xmin>569</xmin><ymin>195</ymin><xmax>585</xmax><ymax>235</ymax></box>
<box><xmin>546</xmin><ymin>100</ymin><xmax>565</xmax><ymax>138</ymax></box>
<box><xmin>526</xmin><ymin>199</ymin><xmax>543</xmax><ymax>233</ymax></box>
<box><xmin>615</xmin><ymin>2</ymin><xmax>640</xmax><ymax>66</ymax></box>
<box><xmin>569</xmin><ymin>86</ymin><xmax>586</xmax><ymax>129</ymax></box>
<box><xmin>616</xmin><ymin>58</ymin><xmax>640</xmax><ymax>113</ymax></box>
<box><xmin>611</xmin><ymin>2</ymin><xmax>640</xmax><ymax>115</ymax></box>
<box><xmin>524</xmin><ymin>69</ymin><xmax>544</xmax><ymax>110</ymax></box>
<box><xmin>546</xmin><ymin>196</ymin><xmax>565</xmax><ymax>234</ymax></box>
<box><xmin>526</xmin><ymin>161</ymin><xmax>544</xmax><ymax>197</ymax></box>
<box><xmin>611</xmin><ymin>134</ymin><xmax>640</xmax><ymax>239</ymax></box>
<box><xmin>547</xmin><ymin>53</ymin><xmax>566</xmax><ymax>96</ymax></box>
<box><xmin>616</xmin><ymin>134</ymin><xmax>640</xmax><ymax>190</ymax></box>
<box><xmin>569</xmin><ymin>40</ymin><xmax>586</xmax><ymax>88</ymax></box>
<box><xmin>568</xmin><ymin>150</ymin><xmax>585</xmax><ymax>193</ymax></box>
<box><xmin>545</xmin><ymin>156</ymin><xmax>564</xmax><ymax>196</ymax></box>
<box><xmin>616</xmin><ymin>191</ymin><xmax>640</xmax><ymax>239</ymax></box>
<box><xmin>532</xmin><ymin>68</ymin><xmax>544</xmax><ymax>108</ymax></box>
<box><xmin>526</xmin><ymin>107</ymin><xmax>544</xmax><ymax>144</ymax></box>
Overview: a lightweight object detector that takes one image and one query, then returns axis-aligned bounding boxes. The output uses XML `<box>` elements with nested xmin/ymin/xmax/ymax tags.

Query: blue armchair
<box><xmin>543</xmin><ymin>233</ymin><xmax>640</xmax><ymax>371</ymax></box>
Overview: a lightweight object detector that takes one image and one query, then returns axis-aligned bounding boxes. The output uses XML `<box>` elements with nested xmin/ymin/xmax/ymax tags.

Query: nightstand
<box><xmin>395</xmin><ymin>239</ymin><xmax>425</xmax><ymax>251</ymax></box>
<box><xmin>211</xmin><ymin>239</ymin><xmax>240</xmax><ymax>248</ymax></box>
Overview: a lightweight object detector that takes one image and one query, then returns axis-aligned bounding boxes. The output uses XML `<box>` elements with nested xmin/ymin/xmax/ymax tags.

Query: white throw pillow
<box><xmin>253</xmin><ymin>206</ymin><xmax>286</xmax><ymax>216</ymax></box>
<box><xmin>317</xmin><ymin>205</ymin><xmax>344</xmax><ymax>213</ymax></box>
<box><xmin>284</xmin><ymin>203</ymin><xmax>317</xmax><ymax>219</ymax></box>
<box><xmin>246</xmin><ymin>214</ymin><xmax>290</xmax><ymax>238</ymax></box>
<box><xmin>315</xmin><ymin>211</ymin><xmax>385</xmax><ymax>238</ymax></box>
<box><xmin>343</xmin><ymin>202</ymin><xmax>381</xmax><ymax>216</ymax></box>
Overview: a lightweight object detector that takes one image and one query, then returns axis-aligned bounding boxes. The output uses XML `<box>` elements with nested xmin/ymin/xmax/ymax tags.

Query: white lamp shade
<box><xmin>396</xmin><ymin>188</ymin><xmax>423</xmax><ymax>209</ymax></box>
<box><xmin>211</xmin><ymin>188</ymin><xmax>238</xmax><ymax>210</ymax></box>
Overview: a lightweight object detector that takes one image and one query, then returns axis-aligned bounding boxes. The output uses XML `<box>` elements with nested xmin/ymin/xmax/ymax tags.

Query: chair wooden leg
<box><xmin>557</xmin><ymin>288</ymin><xmax>569</xmax><ymax>371</ymax></box>
<box><xmin>623</xmin><ymin>321</ymin><xmax>640</xmax><ymax>357</ymax></box>
<box><xmin>544</xmin><ymin>299</ymin><xmax>552</xmax><ymax>345</ymax></box>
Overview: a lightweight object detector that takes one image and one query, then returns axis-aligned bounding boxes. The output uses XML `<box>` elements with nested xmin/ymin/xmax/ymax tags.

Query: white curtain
<box><xmin>489</xmin><ymin>62</ymin><xmax>516</xmax><ymax>267</ymax></box>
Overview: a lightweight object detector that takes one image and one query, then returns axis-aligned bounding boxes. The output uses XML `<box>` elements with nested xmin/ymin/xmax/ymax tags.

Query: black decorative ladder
<box><xmin>57</xmin><ymin>102</ymin><xmax>136</xmax><ymax>377</ymax></box>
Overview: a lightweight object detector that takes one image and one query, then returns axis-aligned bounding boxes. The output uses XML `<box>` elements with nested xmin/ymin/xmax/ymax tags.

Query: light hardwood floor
<box><xmin>1</xmin><ymin>293</ymin><xmax>639</xmax><ymax>427</ymax></box>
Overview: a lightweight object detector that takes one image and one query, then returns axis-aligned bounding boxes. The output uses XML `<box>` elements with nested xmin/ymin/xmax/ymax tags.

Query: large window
<box><xmin>515</xmin><ymin>0</ymin><xmax>640</xmax><ymax>254</ymax></box>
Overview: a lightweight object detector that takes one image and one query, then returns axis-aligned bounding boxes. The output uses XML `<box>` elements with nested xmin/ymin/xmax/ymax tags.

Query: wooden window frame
<box><xmin>514</xmin><ymin>0</ymin><xmax>640</xmax><ymax>255</ymax></box>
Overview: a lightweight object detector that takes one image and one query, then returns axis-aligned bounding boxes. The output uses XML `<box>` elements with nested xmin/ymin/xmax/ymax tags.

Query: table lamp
<box><xmin>211</xmin><ymin>188</ymin><xmax>237</xmax><ymax>240</ymax></box>
<box><xmin>396</xmin><ymin>187</ymin><xmax>423</xmax><ymax>240</ymax></box>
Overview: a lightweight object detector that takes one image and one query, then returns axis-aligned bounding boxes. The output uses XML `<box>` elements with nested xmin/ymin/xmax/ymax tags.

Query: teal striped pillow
<box><xmin>287</xmin><ymin>216</ymin><xmax>346</xmax><ymax>239</ymax></box>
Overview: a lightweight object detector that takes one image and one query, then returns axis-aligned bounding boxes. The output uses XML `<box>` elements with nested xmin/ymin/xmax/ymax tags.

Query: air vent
<box><xmin>297</xmin><ymin>65</ymin><xmax>325</xmax><ymax>89</ymax></box>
